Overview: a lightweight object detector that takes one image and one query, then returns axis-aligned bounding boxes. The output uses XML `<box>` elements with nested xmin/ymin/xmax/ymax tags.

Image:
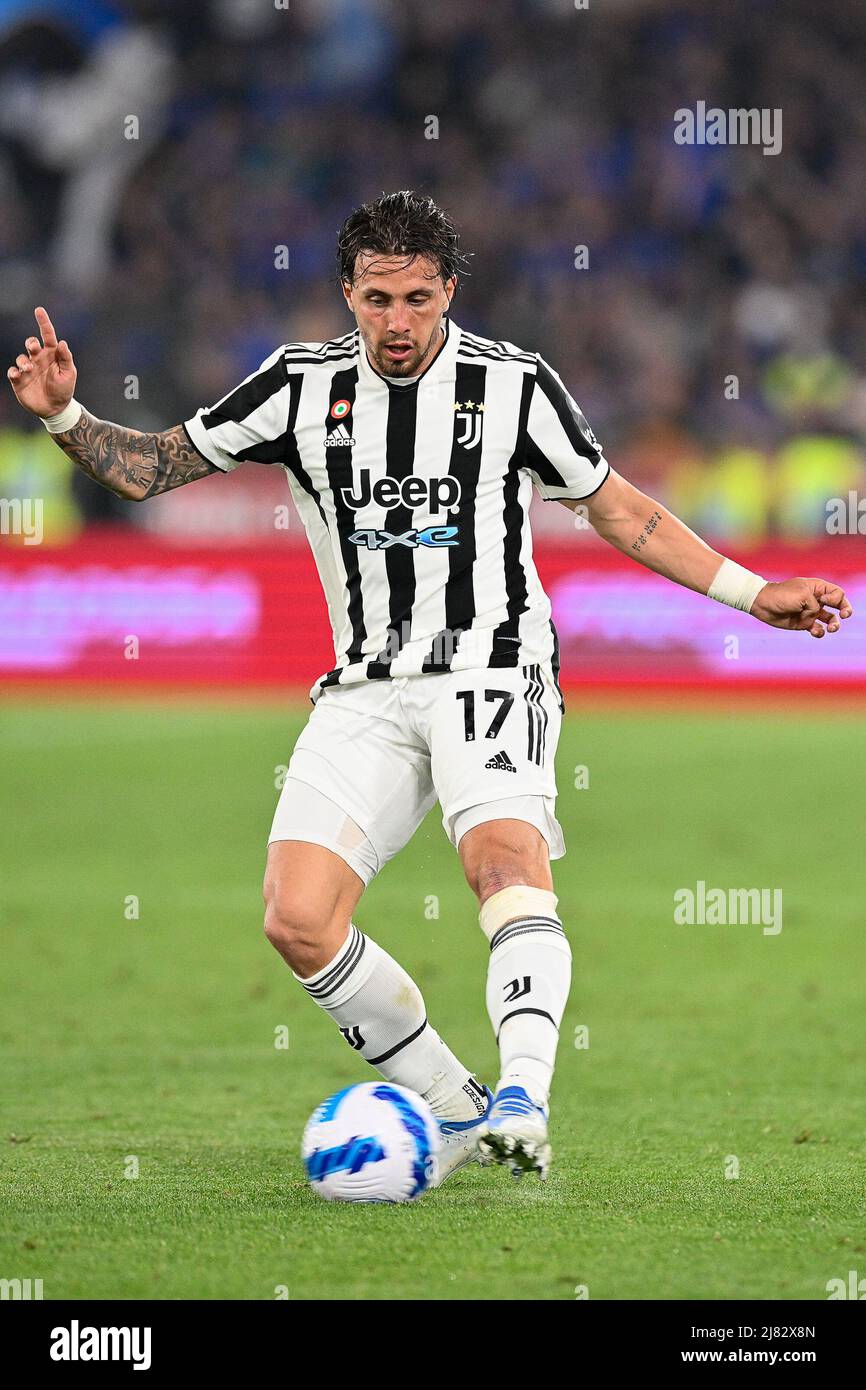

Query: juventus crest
<box><xmin>454</xmin><ymin>399</ymin><xmax>484</xmax><ymax>449</ymax></box>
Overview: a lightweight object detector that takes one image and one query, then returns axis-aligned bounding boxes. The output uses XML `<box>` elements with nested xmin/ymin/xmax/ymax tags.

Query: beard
<box><xmin>369</xmin><ymin>324</ymin><xmax>442</xmax><ymax>377</ymax></box>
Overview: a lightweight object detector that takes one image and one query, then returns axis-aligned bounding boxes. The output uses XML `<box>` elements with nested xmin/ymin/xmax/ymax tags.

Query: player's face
<box><xmin>342</xmin><ymin>253</ymin><xmax>456</xmax><ymax>377</ymax></box>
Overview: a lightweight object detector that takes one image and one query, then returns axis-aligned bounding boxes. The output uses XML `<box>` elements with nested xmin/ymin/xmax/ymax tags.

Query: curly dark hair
<box><xmin>337</xmin><ymin>190</ymin><xmax>471</xmax><ymax>285</ymax></box>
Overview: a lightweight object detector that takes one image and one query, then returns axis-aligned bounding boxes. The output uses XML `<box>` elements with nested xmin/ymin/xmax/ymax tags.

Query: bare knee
<box><xmin>262</xmin><ymin>842</ymin><xmax>364</xmax><ymax>975</ymax></box>
<box><xmin>264</xmin><ymin>878</ymin><xmax>358</xmax><ymax>978</ymax></box>
<box><xmin>263</xmin><ymin>878</ymin><xmax>328</xmax><ymax>972</ymax></box>
<box><xmin>460</xmin><ymin>821</ymin><xmax>552</xmax><ymax>904</ymax></box>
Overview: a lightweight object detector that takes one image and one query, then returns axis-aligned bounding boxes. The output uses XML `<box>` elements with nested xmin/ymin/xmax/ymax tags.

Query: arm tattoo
<box><xmin>51</xmin><ymin>410</ymin><xmax>218</xmax><ymax>499</ymax></box>
<box><xmin>631</xmin><ymin>509</ymin><xmax>662</xmax><ymax>554</ymax></box>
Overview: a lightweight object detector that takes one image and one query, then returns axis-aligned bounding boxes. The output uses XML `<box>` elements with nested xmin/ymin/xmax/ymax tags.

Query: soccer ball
<box><xmin>302</xmin><ymin>1082</ymin><xmax>440</xmax><ymax>1203</ymax></box>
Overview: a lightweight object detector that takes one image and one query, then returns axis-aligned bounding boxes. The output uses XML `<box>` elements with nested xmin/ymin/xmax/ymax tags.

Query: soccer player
<box><xmin>9</xmin><ymin>191</ymin><xmax>853</xmax><ymax>1183</ymax></box>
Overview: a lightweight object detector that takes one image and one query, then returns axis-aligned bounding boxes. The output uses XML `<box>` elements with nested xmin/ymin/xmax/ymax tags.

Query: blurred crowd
<box><xmin>1</xmin><ymin>0</ymin><xmax>865</xmax><ymax>542</ymax></box>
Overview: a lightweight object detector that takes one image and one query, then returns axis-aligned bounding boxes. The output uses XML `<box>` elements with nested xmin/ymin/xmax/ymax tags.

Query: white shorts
<box><xmin>268</xmin><ymin>664</ymin><xmax>565</xmax><ymax>886</ymax></box>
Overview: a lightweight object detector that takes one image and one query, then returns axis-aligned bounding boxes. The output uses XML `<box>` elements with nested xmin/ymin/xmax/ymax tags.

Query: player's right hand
<box><xmin>7</xmin><ymin>307</ymin><xmax>77</xmax><ymax>419</ymax></box>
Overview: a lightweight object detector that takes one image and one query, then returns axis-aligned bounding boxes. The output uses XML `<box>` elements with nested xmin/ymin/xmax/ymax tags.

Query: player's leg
<box><xmin>264</xmin><ymin>822</ymin><xmax>484</xmax><ymax>1120</ymax></box>
<box><xmin>420</xmin><ymin>661</ymin><xmax>570</xmax><ymax>1177</ymax></box>
<box><xmin>263</xmin><ymin>684</ymin><xmax>488</xmax><ymax>1133</ymax></box>
<box><xmin>458</xmin><ymin>814</ymin><xmax>569</xmax><ymax>1177</ymax></box>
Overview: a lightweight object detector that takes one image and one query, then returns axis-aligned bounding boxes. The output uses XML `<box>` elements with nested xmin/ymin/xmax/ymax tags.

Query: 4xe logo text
<box><xmin>349</xmin><ymin>527</ymin><xmax>458</xmax><ymax>550</ymax></box>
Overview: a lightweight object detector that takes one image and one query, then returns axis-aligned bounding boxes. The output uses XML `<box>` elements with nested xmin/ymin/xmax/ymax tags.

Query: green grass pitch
<box><xmin>1</xmin><ymin>698</ymin><xmax>865</xmax><ymax>1301</ymax></box>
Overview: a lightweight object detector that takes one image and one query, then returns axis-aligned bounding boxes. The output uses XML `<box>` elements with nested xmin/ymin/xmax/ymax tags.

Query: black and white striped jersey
<box><xmin>183</xmin><ymin>317</ymin><xmax>610</xmax><ymax>702</ymax></box>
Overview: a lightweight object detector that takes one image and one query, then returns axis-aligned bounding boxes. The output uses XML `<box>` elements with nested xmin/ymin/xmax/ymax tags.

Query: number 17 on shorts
<box><xmin>428</xmin><ymin>661</ymin><xmax>562</xmax><ymax>812</ymax></box>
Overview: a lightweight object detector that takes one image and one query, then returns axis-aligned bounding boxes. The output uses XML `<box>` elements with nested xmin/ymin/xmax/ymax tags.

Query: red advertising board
<box><xmin>0</xmin><ymin>530</ymin><xmax>863</xmax><ymax>695</ymax></box>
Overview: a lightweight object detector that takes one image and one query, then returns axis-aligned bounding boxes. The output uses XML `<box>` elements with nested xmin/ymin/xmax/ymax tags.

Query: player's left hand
<box><xmin>750</xmin><ymin>577</ymin><xmax>853</xmax><ymax>638</ymax></box>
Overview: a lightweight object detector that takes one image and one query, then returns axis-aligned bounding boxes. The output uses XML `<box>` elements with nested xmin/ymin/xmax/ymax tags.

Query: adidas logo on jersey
<box><xmin>326</xmin><ymin>422</ymin><xmax>355</xmax><ymax>447</ymax></box>
<box><xmin>485</xmin><ymin>749</ymin><xmax>517</xmax><ymax>772</ymax></box>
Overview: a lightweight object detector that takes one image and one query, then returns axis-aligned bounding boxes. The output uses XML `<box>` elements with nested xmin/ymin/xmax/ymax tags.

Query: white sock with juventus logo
<box><xmin>294</xmin><ymin>925</ymin><xmax>487</xmax><ymax>1123</ymax></box>
<box><xmin>480</xmin><ymin>885</ymin><xmax>572</xmax><ymax>1109</ymax></box>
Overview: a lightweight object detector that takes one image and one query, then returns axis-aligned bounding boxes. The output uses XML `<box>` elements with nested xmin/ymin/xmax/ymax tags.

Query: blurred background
<box><xmin>0</xmin><ymin>0</ymin><xmax>864</xmax><ymax>686</ymax></box>
<box><xmin>3</xmin><ymin>1</ymin><xmax>866</xmax><ymax>1305</ymax></box>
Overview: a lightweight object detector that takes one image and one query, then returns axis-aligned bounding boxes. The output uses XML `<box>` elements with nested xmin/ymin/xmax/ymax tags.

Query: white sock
<box><xmin>483</xmin><ymin>898</ymin><xmax>572</xmax><ymax>1109</ymax></box>
<box><xmin>295</xmin><ymin>925</ymin><xmax>486</xmax><ymax>1123</ymax></box>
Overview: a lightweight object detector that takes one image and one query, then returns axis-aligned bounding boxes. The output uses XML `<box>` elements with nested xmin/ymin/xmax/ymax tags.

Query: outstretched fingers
<box><xmin>34</xmin><ymin>306</ymin><xmax>58</xmax><ymax>349</ymax></box>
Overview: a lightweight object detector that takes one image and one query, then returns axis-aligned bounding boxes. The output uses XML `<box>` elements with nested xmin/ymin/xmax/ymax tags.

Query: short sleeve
<box><xmin>524</xmin><ymin>356</ymin><xmax>610</xmax><ymax>500</ymax></box>
<box><xmin>183</xmin><ymin>346</ymin><xmax>293</xmax><ymax>472</ymax></box>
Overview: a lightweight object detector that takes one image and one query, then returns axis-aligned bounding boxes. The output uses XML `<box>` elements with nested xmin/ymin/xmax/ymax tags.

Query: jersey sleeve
<box><xmin>183</xmin><ymin>346</ymin><xmax>293</xmax><ymax>472</ymax></box>
<box><xmin>524</xmin><ymin>355</ymin><xmax>610</xmax><ymax>500</ymax></box>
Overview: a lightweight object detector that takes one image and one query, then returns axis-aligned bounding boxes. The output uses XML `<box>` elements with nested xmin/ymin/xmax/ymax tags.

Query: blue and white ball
<box><xmin>302</xmin><ymin>1082</ymin><xmax>440</xmax><ymax>1203</ymax></box>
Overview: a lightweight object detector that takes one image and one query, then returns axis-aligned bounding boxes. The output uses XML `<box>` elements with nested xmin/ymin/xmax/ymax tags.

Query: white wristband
<box><xmin>707</xmin><ymin>558</ymin><xmax>767</xmax><ymax>614</ymax></box>
<box><xmin>41</xmin><ymin>398</ymin><xmax>83</xmax><ymax>434</ymax></box>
